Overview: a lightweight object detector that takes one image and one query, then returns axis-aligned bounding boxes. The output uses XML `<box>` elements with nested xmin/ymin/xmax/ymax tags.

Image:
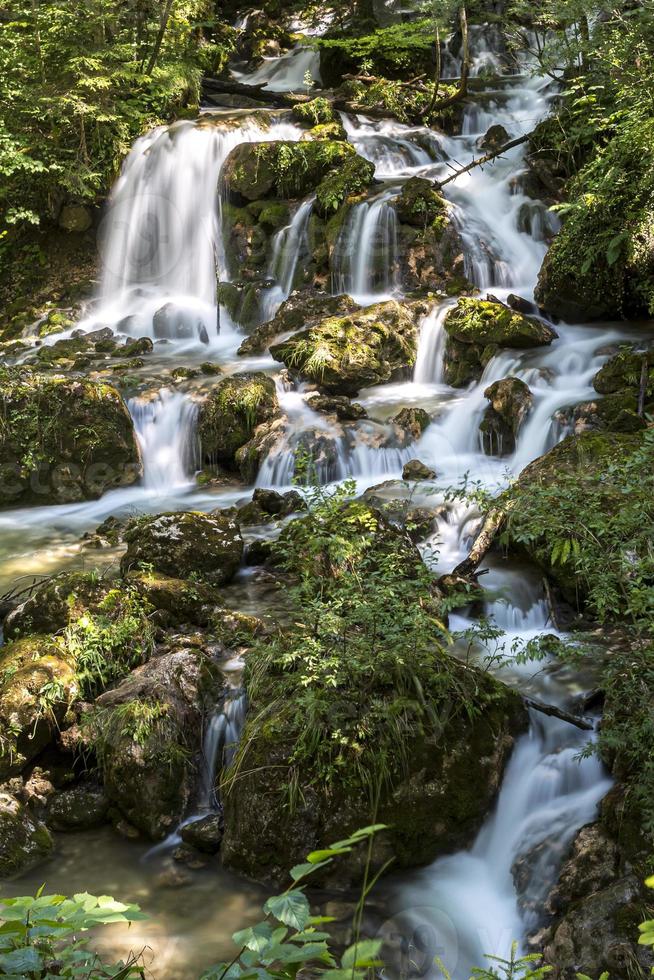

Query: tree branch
<box><xmin>436</xmin><ymin>133</ymin><xmax>530</xmax><ymax>188</ymax></box>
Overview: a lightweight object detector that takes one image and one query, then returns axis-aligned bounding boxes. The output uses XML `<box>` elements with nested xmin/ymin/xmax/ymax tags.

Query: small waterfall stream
<box><xmin>331</xmin><ymin>191</ymin><xmax>400</xmax><ymax>303</ymax></box>
<box><xmin>129</xmin><ymin>389</ymin><xmax>199</xmax><ymax>492</ymax></box>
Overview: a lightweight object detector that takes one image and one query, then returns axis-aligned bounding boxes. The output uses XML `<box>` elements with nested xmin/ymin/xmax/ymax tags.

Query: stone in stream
<box><xmin>270</xmin><ymin>300</ymin><xmax>419</xmax><ymax>396</ymax></box>
<box><xmin>0</xmin><ymin>791</ymin><xmax>54</xmax><ymax>878</ymax></box>
<box><xmin>308</xmin><ymin>393</ymin><xmax>368</xmax><ymax>422</ymax></box>
<box><xmin>197</xmin><ymin>372</ymin><xmax>280</xmax><ymax>470</ymax></box>
<box><xmin>391</xmin><ymin>406</ymin><xmax>431</xmax><ymax>441</ymax></box>
<box><xmin>46</xmin><ymin>782</ymin><xmax>109</xmax><ymax>832</ymax></box>
<box><xmin>477</xmin><ymin>123</ymin><xmax>509</xmax><ymax>152</ymax></box>
<box><xmin>0</xmin><ymin>367</ymin><xmax>142</xmax><ymax>507</ymax></box>
<box><xmin>121</xmin><ymin>512</ymin><xmax>244</xmax><ymax>586</ymax></box>
<box><xmin>90</xmin><ymin>648</ymin><xmax>223</xmax><ymax>840</ymax></box>
<box><xmin>480</xmin><ymin>377</ymin><xmax>533</xmax><ymax>456</ymax></box>
<box><xmin>402</xmin><ymin>459</ymin><xmax>436</xmax><ymax>481</ymax></box>
<box><xmin>442</xmin><ymin>297</ymin><xmax>558</xmax><ymax>387</ymax></box>
<box><xmin>237</xmin><ymin>293</ymin><xmax>359</xmax><ymax>357</ymax></box>
<box><xmin>179</xmin><ymin>813</ymin><xmax>223</xmax><ymax>854</ymax></box>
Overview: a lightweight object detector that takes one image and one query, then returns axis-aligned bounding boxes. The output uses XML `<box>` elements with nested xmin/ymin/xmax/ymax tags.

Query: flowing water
<box><xmin>2</xmin><ymin>20</ymin><xmax>637</xmax><ymax>980</ymax></box>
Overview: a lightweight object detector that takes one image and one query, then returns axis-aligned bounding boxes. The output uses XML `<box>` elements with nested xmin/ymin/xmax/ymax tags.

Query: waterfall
<box><xmin>129</xmin><ymin>389</ymin><xmax>199</xmax><ymax>492</ymax></box>
<box><xmin>198</xmin><ymin>688</ymin><xmax>247</xmax><ymax>811</ymax></box>
<box><xmin>331</xmin><ymin>192</ymin><xmax>399</xmax><ymax>303</ymax></box>
<box><xmin>231</xmin><ymin>45</ymin><xmax>322</xmax><ymax>92</ymax></box>
<box><xmin>85</xmin><ymin>116</ymin><xmax>303</xmax><ymax>343</ymax></box>
<box><xmin>260</xmin><ymin>197</ymin><xmax>314</xmax><ymax>322</ymax></box>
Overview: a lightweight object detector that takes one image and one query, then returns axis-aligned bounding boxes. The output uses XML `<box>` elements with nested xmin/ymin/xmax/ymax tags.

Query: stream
<box><xmin>1</xmin><ymin>24</ymin><xmax>636</xmax><ymax>980</ymax></box>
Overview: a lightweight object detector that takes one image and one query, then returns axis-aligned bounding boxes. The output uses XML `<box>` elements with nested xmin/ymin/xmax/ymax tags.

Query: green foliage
<box><xmin>0</xmin><ymin>0</ymin><xmax>233</xmax><ymax>243</ymax></box>
<box><xmin>468</xmin><ymin>943</ymin><xmax>552</xmax><ymax>980</ymax></box>
<box><xmin>57</xmin><ymin>586</ymin><xmax>155</xmax><ymax>699</ymax></box>
<box><xmin>229</xmin><ymin>478</ymin><xmax>492</xmax><ymax>801</ymax></box>
<box><xmin>0</xmin><ymin>889</ymin><xmax>146</xmax><ymax>978</ymax></box>
<box><xmin>638</xmin><ymin>875</ymin><xmax>654</xmax><ymax>958</ymax></box>
<box><xmin>318</xmin><ymin>20</ymin><xmax>437</xmax><ymax>79</ymax></box>
<box><xmin>87</xmin><ymin>697</ymin><xmax>191</xmax><ymax>775</ymax></box>
<box><xmin>201</xmin><ymin>825</ymin><xmax>385</xmax><ymax>980</ymax></box>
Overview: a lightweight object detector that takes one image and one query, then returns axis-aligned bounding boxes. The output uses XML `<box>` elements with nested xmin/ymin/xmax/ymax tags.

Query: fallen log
<box><xmin>523</xmin><ymin>695</ymin><xmax>594</xmax><ymax>731</ymax></box>
<box><xmin>437</xmin><ymin>133</ymin><xmax>530</xmax><ymax>188</ymax></box>
<box><xmin>202</xmin><ymin>76</ymin><xmax>310</xmax><ymax>109</ymax></box>
<box><xmin>452</xmin><ymin>507</ymin><xmax>507</xmax><ymax>578</ymax></box>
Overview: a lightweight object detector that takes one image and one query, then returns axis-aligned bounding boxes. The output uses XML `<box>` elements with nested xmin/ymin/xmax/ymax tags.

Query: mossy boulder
<box><xmin>391</xmin><ymin>406</ymin><xmax>431</xmax><ymax>440</ymax></box>
<box><xmin>0</xmin><ymin>367</ymin><xmax>141</xmax><ymax>507</ymax></box>
<box><xmin>402</xmin><ymin>459</ymin><xmax>436</xmax><ymax>480</ymax></box>
<box><xmin>394</xmin><ymin>177</ymin><xmax>447</xmax><ymax>228</ymax></box>
<box><xmin>480</xmin><ymin>377</ymin><xmax>533</xmax><ymax>456</ymax></box>
<box><xmin>443</xmin><ymin>299</ymin><xmax>557</xmax><ymax>387</ymax></box>
<box><xmin>314</xmin><ymin>153</ymin><xmax>376</xmax><ymax>217</ymax></box>
<box><xmin>4</xmin><ymin>571</ymin><xmax>110</xmax><ymax>641</ymax></box>
<box><xmin>238</xmin><ymin>293</ymin><xmax>359</xmax><ymax>357</ymax></box>
<box><xmin>0</xmin><ymin>636</ymin><xmax>78</xmax><ymax>779</ymax></box>
<box><xmin>197</xmin><ymin>372</ymin><xmax>280</xmax><ymax>469</ymax></box>
<box><xmin>270</xmin><ymin>300</ymin><xmax>419</xmax><ymax>396</ymax></box>
<box><xmin>505</xmin><ymin>431</ymin><xmax>641</xmax><ymax>602</ymax></box>
<box><xmin>0</xmin><ymin>791</ymin><xmax>53</xmax><ymax>878</ymax></box>
<box><xmin>46</xmin><ymin>782</ymin><xmax>109</xmax><ymax>831</ymax></box>
<box><xmin>593</xmin><ymin>347</ymin><xmax>654</xmax><ymax>396</ymax></box>
<box><xmin>121</xmin><ymin>512</ymin><xmax>243</xmax><ymax>585</ymax></box>
<box><xmin>291</xmin><ymin>97</ymin><xmax>336</xmax><ymax>126</ymax></box>
<box><xmin>222</xmin><ymin>656</ymin><xmax>525</xmax><ymax>886</ymax></box>
<box><xmin>91</xmin><ymin>649</ymin><xmax>222</xmax><ymax>839</ymax></box>
<box><xmin>127</xmin><ymin>572</ymin><xmax>223</xmax><ymax>627</ymax></box>
<box><xmin>221</xmin><ymin>141</ymin><xmax>373</xmax><ymax>209</ymax></box>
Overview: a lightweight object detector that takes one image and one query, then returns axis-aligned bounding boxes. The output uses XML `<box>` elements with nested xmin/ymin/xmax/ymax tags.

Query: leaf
<box><xmin>233</xmin><ymin>923</ymin><xmax>274</xmax><ymax>954</ymax></box>
<box><xmin>263</xmin><ymin>891</ymin><xmax>311</xmax><ymax>931</ymax></box>
<box><xmin>306</xmin><ymin>848</ymin><xmax>350</xmax><ymax>865</ymax></box>
<box><xmin>0</xmin><ymin>947</ymin><xmax>44</xmax><ymax>974</ymax></box>
<box><xmin>289</xmin><ymin>860</ymin><xmax>330</xmax><ymax>881</ymax></box>
<box><xmin>341</xmin><ymin>939</ymin><xmax>383</xmax><ymax>968</ymax></box>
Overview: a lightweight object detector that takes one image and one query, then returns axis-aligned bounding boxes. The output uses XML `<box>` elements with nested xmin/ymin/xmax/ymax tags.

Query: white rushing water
<box><xmin>260</xmin><ymin>196</ymin><xmax>315</xmax><ymax>322</ymax></box>
<box><xmin>129</xmin><ymin>389</ymin><xmax>199</xmax><ymax>492</ymax></box>
<box><xmin>331</xmin><ymin>189</ymin><xmax>400</xmax><ymax>304</ymax></box>
<box><xmin>232</xmin><ymin>44</ymin><xmax>321</xmax><ymax>92</ymax></box>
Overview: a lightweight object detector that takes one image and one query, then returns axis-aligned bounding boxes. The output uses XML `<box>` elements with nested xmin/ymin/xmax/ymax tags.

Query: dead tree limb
<box><xmin>428</xmin><ymin>5</ymin><xmax>470</xmax><ymax>113</ymax></box>
<box><xmin>452</xmin><ymin>507</ymin><xmax>507</xmax><ymax>579</ymax></box>
<box><xmin>437</xmin><ymin>133</ymin><xmax>530</xmax><ymax>188</ymax></box>
<box><xmin>523</xmin><ymin>695</ymin><xmax>594</xmax><ymax>731</ymax></box>
<box><xmin>424</xmin><ymin>24</ymin><xmax>442</xmax><ymax>118</ymax></box>
<box><xmin>638</xmin><ymin>353</ymin><xmax>649</xmax><ymax>416</ymax></box>
<box><xmin>343</xmin><ymin>72</ymin><xmax>427</xmax><ymax>88</ymax></box>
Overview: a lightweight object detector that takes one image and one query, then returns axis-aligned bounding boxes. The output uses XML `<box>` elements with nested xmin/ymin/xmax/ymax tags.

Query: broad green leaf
<box><xmin>233</xmin><ymin>923</ymin><xmax>274</xmax><ymax>954</ymax></box>
<box><xmin>263</xmin><ymin>891</ymin><xmax>311</xmax><ymax>931</ymax></box>
<box><xmin>289</xmin><ymin>859</ymin><xmax>330</xmax><ymax>881</ymax></box>
<box><xmin>0</xmin><ymin>946</ymin><xmax>44</xmax><ymax>974</ymax></box>
<box><xmin>341</xmin><ymin>939</ymin><xmax>383</xmax><ymax>968</ymax></box>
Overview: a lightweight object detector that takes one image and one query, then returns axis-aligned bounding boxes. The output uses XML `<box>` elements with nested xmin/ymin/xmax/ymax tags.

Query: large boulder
<box><xmin>4</xmin><ymin>570</ymin><xmax>110</xmax><ymax>641</ymax></box>
<box><xmin>90</xmin><ymin>649</ymin><xmax>222</xmax><ymax>840</ymax></box>
<box><xmin>46</xmin><ymin>782</ymin><xmax>109</xmax><ymax>831</ymax></box>
<box><xmin>121</xmin><ymin>511</ymin><xmax>243</xmax><ymax>585</ymax></box>
<box><xmin>270</xmin><ymin>300</ymin><xmax>419</xmax><ymax>395</ymax></box>
<box><xmin>221</xmin><ymin>501</ymin><xmax>527</xmax><ymax>886</ymax></box>
<box><xmin>480</xmin><ymin>377</ymin><xmax>533</xmax><ymax>455</ymax></box>
<box><xmin>443</xmin><ymin>299</ymin><xmax>558</xmax><ymax>387</ymax></box>
<box><xmin>0</xmin><ymin>637</ymin><xmax>78</xmax><ymax>779</ymax></box>
<box><xmin>0</xmin><ymin>791</ymin><xmax>53</xmax><ymax>878</ymax></box>
<box><xmin>237</xmin><ymin>293</ymin><xmax>360</xmax><ymax>357</ymax></box>
<box><xmin>221</xmin><ymin>141</ymin><xmax>374</xmax><ymax>217</ymax></box>
<box><xmin>0</xmin><ymin>367</ymin><xmax>141</xmax><ymax>506</ymax></box>
<box><xmin>197</xmin><ymin>372</ymin><xmax>279</xmax><ymax>470</ymax></box>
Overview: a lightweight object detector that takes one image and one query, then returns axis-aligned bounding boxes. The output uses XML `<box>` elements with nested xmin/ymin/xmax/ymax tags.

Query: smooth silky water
<box><xmin>2</xmin><ymin>23</ymin><xmax>638</xmax><ymax>980</ymax></box>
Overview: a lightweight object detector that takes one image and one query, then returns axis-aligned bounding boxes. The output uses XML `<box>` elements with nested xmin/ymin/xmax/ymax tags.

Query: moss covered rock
<box><xmin>237</xmin><ymin>293</ymin><xmax>359</xmax><ymax>357</ymax></box>
<box><xmin>0</xmin><ymin>367</ymin><xmax>141</xmax><ymax>507</ymax></box>
<box><xmin>394</xmin><ymin>177</ymin><xmax>447</xmax><ymax>228</ymax></box>
<box><xmin>127</xmin><ymin>572</ymin><xmax>223</xmax><ymax>626</ymax></box>
<box><xmin>0</xmin><ymin>791</ymin><xmax>53</xmax><ymax>878</ymax></box>
<box><xmin>91</xmin><ymin>649</ymin><xmax>222</xmax><ymax>839</ymax></box>
<box><xmin>46</xmin><ymin>782</ymin><xmax>109</xmax><ymax>831</ymax></box>
<box><xmin>270</xmin><ymin>300</ymin><xmax>419</xmax><ymax>395</ymax></box>
<box><xmin>480</xmin><ymin>377</ymin><xmax>533</xmax><ymax>456</ymax></box>
<box><xmin>443</xmin><ymin>298</ymin><xmax>557</xmax><ymax>387</ymax></box>
<box><xmin>0</xmin><ymin>636</ymin><xmax>78</xmax><ymax>779</ymax></box>
<box><xmin>222</xmin><ymin>141</ymin><xmax>373</xmax><ymax>209</ymax></box>
<box><xmin>197</xmin><ymin>372</ymin><xmax>280</xmax><ymax>469</ymax></box>
<box><xmin>593</xmin><ymin>347</ymin><xmax>654</xmax><ymax>396</ymax></box>
<box><xmin>391</xmin><ymin>406</ymin><xmax>431</xmax><ymax>440</ymax></box>
<box><xmin>4</xmin><ymin>571</ymin><xmax>110</xmax><ymax>641</ymax></box>
<box><xmin>291</xmin><ymin>97</ymin><xmax>336</xmax><ymax>126</ymax></box>
<box><xmin>121</xmin><ymin>512</ymin><xmax>243</xmax><ymax>585</ymax></box>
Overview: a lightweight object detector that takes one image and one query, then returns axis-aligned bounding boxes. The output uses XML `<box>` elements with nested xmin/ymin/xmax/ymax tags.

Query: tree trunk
<box><xmin>428</xmin><ymin>5</ymin><xmax>470</xmax><ymax>115</ymax></box>
<box><xmin>146</xmin><ymin>0</ymin><xmax>175</xmax><ymax>75</ymax></box>
<box><xmin>424</xmin><ymin>24</ymin><xmax>442</xmax><ymax>117</ymax></box>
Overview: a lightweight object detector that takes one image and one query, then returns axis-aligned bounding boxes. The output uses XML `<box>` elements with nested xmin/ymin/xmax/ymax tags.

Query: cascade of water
<box><xmin>331</xmin><ymin>191</ymin><xmax>400</xmax><ymax>303</ymax></box>
<box><xmin>129</xmin><ymin>389</ymin><xmax>199</xmax><ymax>492</ymax></box>
<box><xmin>198</xmin><ymin>688</ymin><xmax>247</xmax><ymax>810</ymax></box>
<box><xmin>340</xmin><ymin>113</ymin><xmax>441</xmax><ymax>177</ymax></box>
<box><xmin>232</xmin><ymin>45</ymin><xmax>321</xmax><ymax>92</ymax></box>
<box><xmin>413</xmin><ymin>304</ymin><xmax>453</xmax><ymax>385</ymax></box>
<box><xmin>260</xmin><ymin>197</ymin><xmax>314</xmax><ymax>322</ymax></box>
<box><xmin>81</xmin><ymin>116</ymin><xmax>303</xmax><ymax>343</ymax></box>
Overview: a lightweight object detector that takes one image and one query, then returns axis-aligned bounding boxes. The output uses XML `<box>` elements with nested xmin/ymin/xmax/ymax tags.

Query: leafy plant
<box><xmin>0</xmin><ymin>889</ymin><xmax>146</xmax><ymax>978</ymax></box>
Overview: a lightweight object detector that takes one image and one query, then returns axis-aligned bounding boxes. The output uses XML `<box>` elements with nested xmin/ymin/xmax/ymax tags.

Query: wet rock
<box><xmin>480</xmin><ymin>377</ymin><xmax>533</xmax><ymax>455</ymax></box>
<box><xmin>402</xmin><ymin>459</ymin><xmax>436</xmax><ymax>481</ymax></box>
<box><xmin>198</xmin><ymin>372</ymin><xmax>280</xmax><ymax>470</ymax></box>
<box><xmin>92</xmin><ymin>649</ymin><xmax>222</xmax><ymax>840</ymax></box>
<box><xmin>443</xmin><ymin>298</ymin><xmax>557</xmax><ymax>387</ymax></box>
<box><xmin>4</xmin><ymin>570</ymin><xmax>110</xmax><ymax>640</ymax></box>
<box><xmin>128</xmin><ymin>572</ymin><xmax>223</xmax><ymax>626</ymax></box>
<box><xmin>0</xmin><ymin>367</ymin><xmax>142</xmax><ymax>506</ymax></box>
<box><xmin>477</xmin><ymin>123</ymin><xmax>509</xmax><ymax>152</ymax></box>
<box><xmin>308</xmin><ymin>394</ymin><xmax>368</xmax><ymax>421</ymax></box>
<box><xmin>593</xmin><ymin>347</ymin><xmax>654</xmax><ymax>396</ymax></box>
<box><xmin>58</xmin><ymin>204</ymin><xmax>92</xmax><ymax>233</ymax></box>
<box><xmin>153</xmin><ymin>302</ymin><xmax>209</xmax><ymax>343</ymax></box>
<box><xmin>235</xmin><ymin>416</ymin><xmax>287</xmax><ymax>483</ymax></box>
<box><xmin>238</xmin><ymin>293</ymin><xmax>359</xmax><ymax>357</ymax></box>
<box><xmin>0</xmin><ymin>791</ymin><xmax>53</xmax><ymax>878</ymax></box>
<box><xmin>46</xmin><ymin>782</ymin><xmax>109</xmax><ymax>831</ymax></box>
<box><xmin>556</xmin><ymin>393</ymin><xmax>645</xmax><ymax>435</ymax></box>
<box><xmin>393</xmin><ymin>177</ymin><xmax>447</xmax><ymax>228</ymax></box>
<box><xmin>179</xmin><ymin>813</ymin><xmax>223</xmax><ymax>853</ymax></box>
<box><xmin>0</xmin><ymin>637</ymin><xmax>79</xmax><ymax>779</ymax></box>
<box><xmin>252</xmin><ymin>488</ymin><xmax>306</xmax><ymax>517</ymax></box>
<box><xmin>121</xmin><ymin>511</ymin><xmax>243</xmax><ymax>586</ymax></box>
<box><xmin>391</xmin><ymin>406</ymin><xmax>431</xmax><ymax>440</ymax></box>
<box><xmin>270</xmin><ymin>300</ymin><xmax>419</xmax><ymax>396</ymax></box>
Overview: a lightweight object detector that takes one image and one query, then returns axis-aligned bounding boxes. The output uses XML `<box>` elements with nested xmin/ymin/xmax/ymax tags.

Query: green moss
<box><xmin>222</xmin><ymin>140</ymin><xmax>363</xmax><ymax>202</ymax></box>
<box><xmin>291</xmin><ymin>97</ymin><xmax>335</xmax><ymax>126</ymax></box>
<box><xmin>315</xmin><ymin>153</ymin><xmax>375</xmax><ymax>217</ymax></box>
<box><xmin>394</xmin><ymin>177</ymin><xmax>447</xmax><ymax>228</ymax></box>
<box><xmin>197</xmin><ymin>372</ymin><xmax>279</xmax><ymax>467</ymax></box>
<box><xmin>270</xmin><ymin>300</ymin><xmax>418</xmax><ymax>396</ymax></box>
